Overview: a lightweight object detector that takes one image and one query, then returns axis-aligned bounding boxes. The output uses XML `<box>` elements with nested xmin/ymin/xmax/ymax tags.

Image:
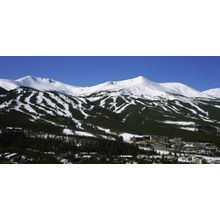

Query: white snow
<box><xmin>120</xmin><ymin>133</ymin><xmax>143</xmax><ymax>143</ymax></box>
<box><xmin>16</xmin><ymin>76</ymin><xmax>83</xmax><ymax>95</ymax></box>
<box><xmin>0</xmin><ymin>75</ymin><xmax>216</xmax><ymax>99</ymax></box>
<box><xmin>25</xmin><ymin>91</ymin><xmax>35</xmax><ymax>103</ymax></box>
<box><xmin>97</xmin><ymin>126</ymin><xmax>112</xmax><ymax>134</ymax></box>
<box><xmin>99</xmin><ymin>96</ymin><xmax>109</xmax><ymax>107</ymax></box>
<box><xmin>48</xmin><ymin>93</ymin><xmax>72</xmax><ymax>117</ymax></box>
<box><xmin>201</xmin><ymin>156</ymin><xmax>220</xmax><ymax>163</ymax></box>
<box><xmin>180</xmin><ymin>127</ymin><xmax>198</xmax><ymax>131</ymax></box>
<box><xmin>115</xmin><ymin>103</ymin><xmax>133</xmax><ymax>113</ymax></box>
<box><xmin>60</xmin><ymin>159</ymin><xmax>71</xmax><ymax>164</ymax></box>
<box><xmin>90</xmin><ymin>76</ymin><xmax>175</xmax><ymax>99</ymax></box>
<box><xmin>6</xmin><ymin>127</ymin><xmax>22</xmax><ymax>130</ymax></box>
<box><xmin>162</xmin><ymin>121</ymin><xmax>196</xmax><ymax>126</ymax></box>
<box><xmin>63</xmin><ymin>128</ymin><xmax>74</xmax><ymax>135</ymax></box>
<box><xmin>156</xmin><ymin>149</ymin><xmax>170</xmax><ymax>155</ymax></box>
<box><xmin>23</xmin><ymin>103</ymin><xmax>37</xmax><ymax>114</ymax></box>
<box><xmin>36</xmin><ymin>92</ymin><xmax>43</xmax><ymax>105</ymax></box>
<box><xmin>161</xmin><ymin>82</ymin><xmax>210</xmax><ymax>98</ymax></box>
<box><xmin>175</xmin><ymin>101</ymin><xmax>197</xmax><ymax>114</ymax></box>
<box><xmin>203</xmin><ymin>88</ymin><xmax>220</xmax><ymax>98</ymax></box>
<box><xmin>74</xmin><ymin>131</ymin><xmax>95</xmax><ymax>137</ymax></box>
<box><xmin>188</xmin><ymin>101</ymin><xmax>209</xmax><ymax>116</ymax></box>
<box><xmin>100</xmin><ymin>135</ymin><xmax>116</xmax><ymax>141</ymax></box>
<box><xmin>122</xmin><ymin>113</ymin><xmax>131</xmax><ymax>123</ymax></box>
<box><xmin>0</xmin><ymin>79</ymin><xmax>19</xmax><ymax>90</ymax></box>
<box><xmin>5</xmin><ymin>153</ymin><xmax>18</xmax><ymax>159</ymax></box>
<box><xmin>0</xmin><ymin>100</ymin><xmax>13</xmax><ymax>109</ymax></box>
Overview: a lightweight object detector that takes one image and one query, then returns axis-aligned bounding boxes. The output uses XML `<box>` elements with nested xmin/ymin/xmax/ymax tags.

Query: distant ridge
<box><xmin>0</xmin><ymin>75</ymin><xmax>218</xmax><ymax>99</ymax></box>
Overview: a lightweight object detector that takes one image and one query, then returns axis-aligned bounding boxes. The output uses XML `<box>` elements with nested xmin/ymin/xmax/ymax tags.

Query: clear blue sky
<box><xmin>0</xmin><ymin>56</ymin><xmax>219</xmax><ymax>91</ymax></box>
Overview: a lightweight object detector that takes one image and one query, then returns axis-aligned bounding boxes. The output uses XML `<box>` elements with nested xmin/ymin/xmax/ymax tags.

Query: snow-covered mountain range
<box><xmin>0</xmin><ymin>75</ymin><xmax>220</xmax><ymax>143</ymax></box>
<box><xmin>0</xmin><ymin>75</ymin><xmax>219</xmax><ymax>99</ymax></box>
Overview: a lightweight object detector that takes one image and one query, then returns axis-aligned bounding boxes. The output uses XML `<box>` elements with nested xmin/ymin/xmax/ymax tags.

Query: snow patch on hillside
<box><xmin>75</xmin><ymin>131</ymin><xmax>95</xmax><ymax>137</ymax></box>
<box><xmin>162</xmin><ymin>121</ymin><xmax>196</xmax><ymax>126</ymax></box>
<box><xmin>97</xmin><ymin>126</ymin><xmax>112</xmax><ymax>134</ymax></box>
<box><xmin>63</xmin><ymin>128</ymin><xmax>74</xmax><ymax>135</ymax></box>
<box><xmin>180</xmin><ymin>127</ymin><xmax>198</xmax><ymax>132</ymax></box>
<box><xmin>120</xmin><ymin>133</ymin><xmax>143</xmax><ymax>143</ymax></box>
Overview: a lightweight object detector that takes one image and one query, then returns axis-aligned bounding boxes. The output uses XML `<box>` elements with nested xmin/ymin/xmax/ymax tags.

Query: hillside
<box><xmin>0</xmin><ymin>76</ymin><xmax>220</xmax><ymax>145</ymax></box>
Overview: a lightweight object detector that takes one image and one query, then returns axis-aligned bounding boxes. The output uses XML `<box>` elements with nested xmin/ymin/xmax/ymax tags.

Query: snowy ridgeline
<box><xmin>0</xmin><ymin>75</ymin><xmax>219</xmax><ymax>99</ymax></box>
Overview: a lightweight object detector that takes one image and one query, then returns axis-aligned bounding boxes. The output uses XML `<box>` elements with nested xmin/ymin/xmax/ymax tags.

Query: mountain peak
<box><xmin>133</xmin><ymin>75</ymin><xmax>145</xmax><ymax>80</ymax></box>
<box><xmin>129</xmin><ymin>76</ymin><xmax>148</xmax><ymax>84</ymax></box>
<box><xmin>17</xmin><ymin>75</ymin><xmax>55</xmax><ymax>83</ymax></box>
<box><xmin>17</xmin><ymin>75</ymin><xmax>36</xmax><ymax>81</ymax></box>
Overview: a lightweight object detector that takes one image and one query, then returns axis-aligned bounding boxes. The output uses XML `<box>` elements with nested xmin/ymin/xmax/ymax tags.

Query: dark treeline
<box><xmin>79</xmin><ymin>138</ymin><xmax>138</xmax><ymax>155</ymax></box>
<box><xmin>0</xmin><ymin>131</ymin><xmax>139</xmax><ymax>163</ymax></box>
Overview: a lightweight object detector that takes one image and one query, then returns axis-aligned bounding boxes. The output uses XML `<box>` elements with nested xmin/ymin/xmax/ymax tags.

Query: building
<box><xmin>192</xmin><ymin>156</ymin><xmax>206</xmax><ymax>164</ymax></box>
<box><xmin>131</xmin><ymin>135</ymin><xmax>169</xmax><ymax>146</ymax></box>
<box><xmin>131</xmin><ymin>136</ymin><xmax>151</xmax><ymax>146</ymax></box>
<box><xmin>150</xmin><ymin>135</ymin><xmax>169</xmax><ymax>145</ymax></box>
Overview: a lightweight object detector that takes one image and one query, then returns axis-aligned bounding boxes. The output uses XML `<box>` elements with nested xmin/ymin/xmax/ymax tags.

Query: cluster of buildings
<box><xmin>131</xmin><ymin>135</ymin><xmax>180</xmax><ymax>148</ymax></box>
<box><xmin>131</xmin><ymin>135</ymin><xmax>217</xmax><ymax>150</ymax></box>
<box><xmin>131</xmin><ymin>134</ymin><xmax>220</xmax><ymax>164</ymax></box>
<box><xmin>131</xmin><ymin>135</ymin><xmax>169</xmax><ymax>147</ymax></box>
<box><xmin>177</xmin><ymin>156</ymin><xmax>206</xmax><ymax>164</ymax></box>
